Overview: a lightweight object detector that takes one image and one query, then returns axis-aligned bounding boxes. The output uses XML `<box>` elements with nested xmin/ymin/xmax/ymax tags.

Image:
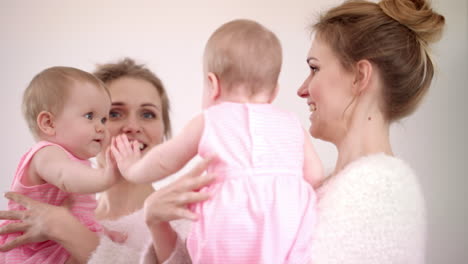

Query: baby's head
<box><xmin>203</xmin><ymin>19</ymin><xmax>282</xmax><ymax>107</ymax></box>
<box><xmin>23</xmin><ymin>66</ymin><xmax>111</xmax><ymax>159</ymax></box>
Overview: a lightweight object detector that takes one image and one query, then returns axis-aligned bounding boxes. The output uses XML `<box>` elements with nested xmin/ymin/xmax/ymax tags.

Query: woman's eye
<box><xmin>84</xmin><ymin>112</ymin><xmax>93</xmax><ymax>120</ymax></box>
<box><xmin>142</xmin><ymin>111</ymin><xmax>156</xmax><ymax>119</ymax></box>
<box><xmin>109</xmin><ymin>110</ymin><xmax>121</xmax><ymax>119</ymax></box>
<box><xmin>309</xmin><ymin>65</ymin><xmax>319</xmax><ymax>73</ymax></box>
<box><xmin>101</xmin><ymin>117</ymin><xmax>107</xmax><ymax>124</ymax></box>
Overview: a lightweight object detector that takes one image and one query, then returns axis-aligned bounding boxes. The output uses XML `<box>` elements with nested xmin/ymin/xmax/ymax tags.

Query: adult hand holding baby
<box><xmin>144</xmin><ymin>157</ymin><xmax>215</xmax><ymax>225</ymax></box>
<box><xmin>0</xmin><ymin>192</ymin><xmax>100</xmax><ymax>263</ymax></box>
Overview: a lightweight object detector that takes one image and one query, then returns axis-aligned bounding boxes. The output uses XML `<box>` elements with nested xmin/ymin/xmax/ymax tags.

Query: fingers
<box><xmin>105</xmin><ymin>145</ymin><xmax>117</xmax><ymax>166</ymax></box>
<box><xmin>111</xmin><ymin>134</ymin><xmax>140</xmax><ymax>161</ymax></box>
<box><xmin>175</xmin><ymin>208</ymin><xmax>198</xmax><ymax>221</ymax></box>
<box><xmin>190</xmin><ymin>173</ymin><xmax>216</xmax><ymax>191</ymax></box>
<box><xmin>175</xmin><ymin>192</ymin><xmax>211</xmax><ymax>206</ymax></box>
<box><xmin>131</xmin><ymin>140</ymin><xmax>141</xmax><ymax>153</ymax></box>
<box><xmin>185</xmin><ymin>157</ymin><xmax>215</xmax><ymax>179</ymax></box>
<box><xmin>0</xmin><ymin>222</ymin><xmax>27</xmax><ymax>235</ymax></box>
<box><xmin>116</xmin><ymin>134</ymin><xmax>133</xmax><ymax>154</ymax></box>
<box><xmin>4</xmin><ymin>192</ymin><xmax>35</xmax><ymax>209</ymax></box>
<box><xmin>110</xmin><ymin>137</ymin><xmax>122</xmax><ymax>161</ymax></box>
<box><xmin>0</xmin><ymin>234</ymin><xmax>31</xmax><ymax>252</ymax></box>
<box><xmin>0</xmin><ymin>210</ymin><xmax>23</xmax><ymax>221</ymax></box>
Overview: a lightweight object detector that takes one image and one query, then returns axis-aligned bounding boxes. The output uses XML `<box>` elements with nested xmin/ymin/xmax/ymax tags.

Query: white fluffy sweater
<box><xmin>87</xmin><ymin>209</ymin><xmax>151</xmax><ymax>264</ymax></box>
<box><xmin>310</xmin><ymin>153</ymin><xmax>426</xmax><ymax>263</ymax></box>
<box><xmin>89</xmin><ymin>153</ymin><xmax>426</xmax><ymax>263</ymax></box>
<box><xmin>87</xmin><ymin>208</ymin><xmax>190</xmax><ymax>264</ymax></box>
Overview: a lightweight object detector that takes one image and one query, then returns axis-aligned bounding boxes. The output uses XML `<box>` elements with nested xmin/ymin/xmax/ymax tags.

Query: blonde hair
<box><xmin>93</xmin><ymin>58</ymin><xmax>172</xmax><ymax>139</ymax></box>
<box><xmin>312</xmin><ymin>0</ymin><xmax>445</xmax><ymax>121</ymax></box>
<box><xmin>22</xmin><ymin>66</ymin><xmax>107</xmax><ymax>139</ymax></box>
<box><xmin>204</xmin><ymin>19</ymin><xmax>282</xmax><ymax>97</ymax></box>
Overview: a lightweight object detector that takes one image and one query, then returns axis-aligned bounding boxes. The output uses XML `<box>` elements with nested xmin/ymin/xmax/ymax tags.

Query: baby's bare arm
<box><xmin>113</xmin><ymin>114</ymin><xmax>205</xmax><ymax>184</ymax></box>
<box><xmin>303</xmin><ymin>129</ymin><xmax>324</xmax><ymax>188</ymax></box>
<box><xmin>32</xmin><ymin>146</ymin><xmax>117</xmax><ymax>193</ymax></box>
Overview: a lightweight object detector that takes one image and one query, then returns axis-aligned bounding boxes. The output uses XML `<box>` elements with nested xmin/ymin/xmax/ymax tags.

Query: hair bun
<box><xmin>379</xmin><ymin>0</ymin><xmax>445</xmax><ymax>44</ymax></box>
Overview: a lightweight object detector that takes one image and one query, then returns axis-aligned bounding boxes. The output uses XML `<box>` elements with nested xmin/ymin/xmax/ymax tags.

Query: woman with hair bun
<box><xmin>298</xmin><ymin>0</ymin><xmax>445</xmax><ymax>262</ymax></box>
<box><xmin>138</xmin><ymin>0</ymin><xmax>446</xmax><ymax>262</ymax></box>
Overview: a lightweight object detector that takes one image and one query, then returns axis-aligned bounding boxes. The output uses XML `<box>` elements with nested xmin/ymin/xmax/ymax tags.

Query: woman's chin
<box><xmin>309</xmin><ymin>125</ymin><xmax>323</xmax><ymax>140</ymax></box>
<box><xmin>309</xmin><ymin>125</ymin><xmax>317</xmax><ymax>137</ymax></box>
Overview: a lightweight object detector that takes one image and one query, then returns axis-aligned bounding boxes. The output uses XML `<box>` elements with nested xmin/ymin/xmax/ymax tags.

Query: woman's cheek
<box><xmin>106</xmin><ymin>121</ymin><xmax>122</xmax><ymax>137</ymax></box>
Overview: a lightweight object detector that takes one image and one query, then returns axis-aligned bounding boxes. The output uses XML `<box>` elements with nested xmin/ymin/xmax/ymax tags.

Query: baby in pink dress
<box><xmin>0</xmin><ymin>66</ymin><xmax>123</xmax><ymax>264</ymax></box>
<box><xmin>112</xmin><ymin>19</ymin><xmax>323</xmax><ymax>264</ymax></box>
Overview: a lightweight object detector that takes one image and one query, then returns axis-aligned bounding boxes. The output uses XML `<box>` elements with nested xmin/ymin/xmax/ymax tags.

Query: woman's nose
<box><xmin>297</xmin><ymin>79</ymin><xmax>310</xmax><ymax>98</ymax></box>
<box><xmin>121</xmin><ymin>116</ymin><xmax>141</xmax><ymax>134</ymax></box>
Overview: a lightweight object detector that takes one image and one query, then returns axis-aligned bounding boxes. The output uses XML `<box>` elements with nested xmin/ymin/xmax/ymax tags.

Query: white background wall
<box><xmin>0</xmin><ymin>0</ymin><xmax>466</xmax><ymax>262</ymax></box>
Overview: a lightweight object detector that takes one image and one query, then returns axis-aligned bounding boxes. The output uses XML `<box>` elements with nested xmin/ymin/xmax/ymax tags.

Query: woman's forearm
<box><xmin>148</xmin><ymin>221</ymin><xmax>178</xmax><ymax>263</ymax></box>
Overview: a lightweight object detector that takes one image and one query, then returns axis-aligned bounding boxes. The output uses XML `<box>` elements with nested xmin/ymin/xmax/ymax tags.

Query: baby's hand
<box><xmin>103</xmin><ymin>145</ymin><xmax>120</xmax><ymax>185</ymax></box>
<box><xmin>110</xmin><ymin>134</ymin><xmax>142</xmax><ymax>180</ymax></box>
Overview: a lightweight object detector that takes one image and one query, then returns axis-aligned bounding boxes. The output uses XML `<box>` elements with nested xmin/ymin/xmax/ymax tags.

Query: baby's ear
<box><xmin>36</xmin><ymin>111</ymin><xmax>56</xmax><ymax>136</ymax></box>
<box><xmin>207</xmin><ymin>72</ymin><xmax>221</xmax><ymax>100</ymax></box>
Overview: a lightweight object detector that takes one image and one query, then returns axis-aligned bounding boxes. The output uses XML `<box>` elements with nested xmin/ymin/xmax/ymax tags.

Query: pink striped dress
<box><xmin>187</xmin><ymin>102</ymin><xmax>317</xmax><ymax>264</ymax></box>
<box><xmin>0</xmin><ymin>141</ymin><xmax>102</xmax><ymax>264</ymax></box>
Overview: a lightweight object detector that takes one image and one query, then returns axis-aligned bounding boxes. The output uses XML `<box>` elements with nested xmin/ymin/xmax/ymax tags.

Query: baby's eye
<box><xmin>84</xmin><ymin>112</ymin><xmax>94</xmax><ymax>120</ymax></box>
<box><xmin>101</xmin><ymin>117</ymin><xmax>107</xmax><ymax>124</ymax></box>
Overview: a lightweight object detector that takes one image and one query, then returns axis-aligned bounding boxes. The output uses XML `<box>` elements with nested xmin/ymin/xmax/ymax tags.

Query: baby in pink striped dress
<box><xmin>0</xmin><ymin>67</ymin><xmax>124</xmax><ymax>264</ymax></box>
<box><xmin>112</xmin><ymin>19</ymin><xmax>323</xmax><ymax>264</ymax></box>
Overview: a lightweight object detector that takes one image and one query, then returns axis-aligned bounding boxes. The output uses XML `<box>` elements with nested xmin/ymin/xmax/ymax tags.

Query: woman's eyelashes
<box><xmin>309</xmin><ymin>64</ymin><xmax>319</xmax><ymax>74</ymax></box>
<box><xmin>107</xmin><ymin>108</ymin><xmax>158</xmax><ymax>121</ymax></box>
<box><xmin>109</xmin><ymin>109</ymin><xmax>122</xmax><ymax>120</ymax></box>
<box><xmin>141</xmin><ymin>110</ymin><xmax>157</xmax><ymax>120</ymax></box>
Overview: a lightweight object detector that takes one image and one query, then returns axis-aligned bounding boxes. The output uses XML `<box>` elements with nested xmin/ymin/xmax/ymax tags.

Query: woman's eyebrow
<box><xmin>111</xmin><ymin>102</ymin><xmax>125</xmax><ymax>106</ymax></box>
<box><xmin>307</xmin><ymin>57</ymin><xmax>319</xmax><ymax>64</ymax></box>
<box><xmin>141</xmin><ymin>103</ymin><xmax>160</xmax><ymax>110</ymax></box>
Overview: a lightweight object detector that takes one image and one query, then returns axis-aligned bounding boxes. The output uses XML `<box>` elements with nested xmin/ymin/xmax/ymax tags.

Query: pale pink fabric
<box><xmin>0</xmin><ymin>141</ymin><xmax>102</xmax><ymax>264</ymax></box>
<box><xmin>187</xmin><ymin>102</ymin><xmax>317</xmax><ymax>264</ymax></box>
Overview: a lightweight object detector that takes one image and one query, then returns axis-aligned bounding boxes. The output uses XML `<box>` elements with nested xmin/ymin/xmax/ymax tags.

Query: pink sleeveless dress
<box><xmin>186</xmin><ymin>102</ymin><xmax>316</xmax><ymax>264</ymax></box>
<box><xmin>0</xmin><ymin>141</ymin><xmax>102</xmax><ymax>264</ymax></box>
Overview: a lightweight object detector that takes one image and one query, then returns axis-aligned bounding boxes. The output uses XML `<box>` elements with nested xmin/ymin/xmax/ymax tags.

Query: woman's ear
<box><xmin>207</xmin><ymin>72</ymin><xmax>221</xmax><ymax>100</ymax></box>
<box><xmin>37</xmin><ymin>111</ymin><xmax>56</xmax><ymax>136</ymax></box>
<box><xmin>352</xmin><ymin>59</ymin><xmax>373</xmax><ymax>95</ymax></box>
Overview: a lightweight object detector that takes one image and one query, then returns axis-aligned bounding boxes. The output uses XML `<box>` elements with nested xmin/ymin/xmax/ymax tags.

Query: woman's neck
<box><xmin>333</xmin><ymin>106</ymin><xmax>393</xmax><ymax>176</ymax></box>
<box><xmin>95</xmin><ymin>179</ymin><xmax>155</xmax><ymax>221</ymax></box>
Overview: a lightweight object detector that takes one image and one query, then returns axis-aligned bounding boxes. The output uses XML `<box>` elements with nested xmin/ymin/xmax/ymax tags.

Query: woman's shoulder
<box><xmin>320</xmin><ymin>153</ymin><xmax>420</xmax><ymax>196</ymax></box>
<box><xmin>318</xmin><ymin>153</ymin><xmax>425</xmax><ymax>213</ymax></box>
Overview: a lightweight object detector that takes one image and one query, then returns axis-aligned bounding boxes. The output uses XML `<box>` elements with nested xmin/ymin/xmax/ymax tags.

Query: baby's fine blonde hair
<box><xmin>22</xmin><ymin>66</ymin><xmax>107</xmax><ymax>139</ymax></box>
<box><xmin>204</xmin><ymin>19</ymin><xmax>282</xmax><ymax>97</ymax></box>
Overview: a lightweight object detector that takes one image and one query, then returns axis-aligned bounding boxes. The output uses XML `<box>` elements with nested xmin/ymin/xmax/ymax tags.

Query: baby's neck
<box><xmin>219</xmin><ymin>87</ymin><xmax>274</xmax><ymax>104</ymax></box>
